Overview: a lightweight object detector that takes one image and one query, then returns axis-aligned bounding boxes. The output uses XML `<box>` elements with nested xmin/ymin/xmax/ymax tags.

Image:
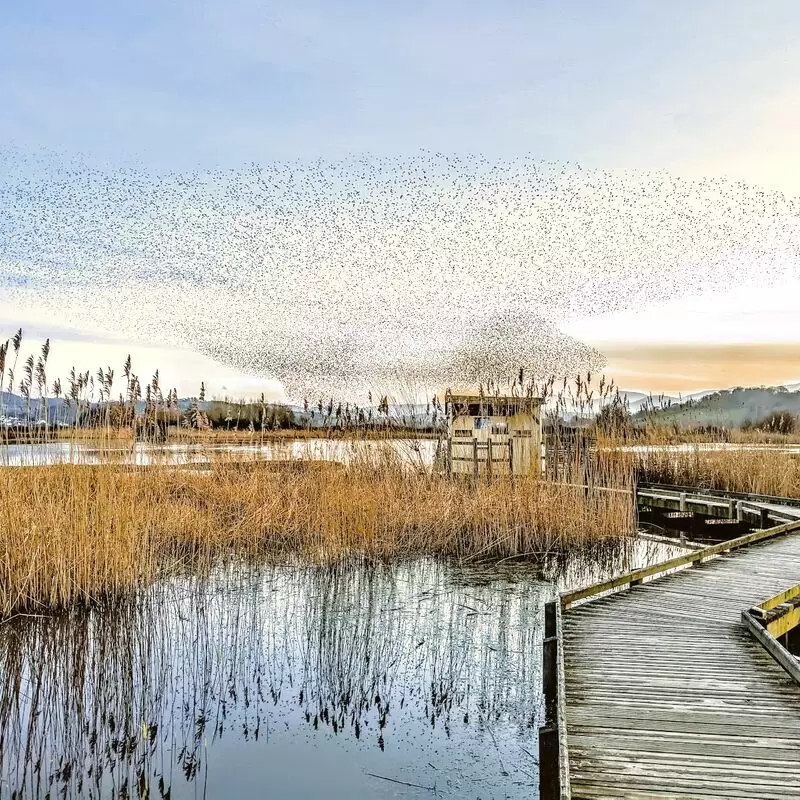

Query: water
<box><xmin>0</xmin><ymin>438</ymin><xmax>438</xmax><ymax>468</ymax></box>
<box><xmin>4</xmin><ymin>438</ymin><xmax>799</xmax><ymax>469</ymax></box>
<box><xmin>617</xmin><ymin>442</ymin><xmax>800</xmax><ymax>455</ymax></box>
<box><xmin>0</xmin><ymin>541</ymin><xmax>683</xmax><ymax>799</ymax></box>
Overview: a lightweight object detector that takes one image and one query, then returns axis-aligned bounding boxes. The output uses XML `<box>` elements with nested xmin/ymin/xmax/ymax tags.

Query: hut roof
<box><xmin>446</xmin><ymin>389</ymin><xmax>542</xmax><ymax>403</ymax></box>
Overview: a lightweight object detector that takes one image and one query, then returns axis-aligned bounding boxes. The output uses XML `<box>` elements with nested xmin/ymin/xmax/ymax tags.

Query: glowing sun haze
<box><xmin>1</xmin><ymin>1</ymin><xmax>799</xmax><ymax>399</ymax></box>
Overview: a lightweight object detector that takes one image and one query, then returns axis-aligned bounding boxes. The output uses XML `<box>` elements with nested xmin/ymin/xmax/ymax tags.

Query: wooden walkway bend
<box><xmin>540</xmin><ymin>494</ymin><xmax>800</xmax><ymax>800</ymax></box>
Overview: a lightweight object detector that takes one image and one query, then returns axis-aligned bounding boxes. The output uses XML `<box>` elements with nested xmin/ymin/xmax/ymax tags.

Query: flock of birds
<box><xmin>1</xmin><ymin>151</ymin><xmax>798</xmax><ymax>399</ymax></box>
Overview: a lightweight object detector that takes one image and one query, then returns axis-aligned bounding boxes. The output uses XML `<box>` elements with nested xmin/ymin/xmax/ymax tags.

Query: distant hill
<box><xmin>0</xmin><ymin>391</ymin><xmax>77</xmax><ymax>424</ymax></box>
<box><xmin>633</xmin><ymin>386</ymin><xmax>800</xmax><ymax>429</ymax></box>
<box><xmin>4</xmin><ymin>382</ymin><xmax>800</xmax><ymax>431</ymax></box>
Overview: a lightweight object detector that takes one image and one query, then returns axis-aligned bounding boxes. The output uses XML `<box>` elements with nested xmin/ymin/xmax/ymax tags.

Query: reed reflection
<box><xmin>0</xmin><ymin>559</ymin><xmax>553</xmax><ymax>799</ymax></box>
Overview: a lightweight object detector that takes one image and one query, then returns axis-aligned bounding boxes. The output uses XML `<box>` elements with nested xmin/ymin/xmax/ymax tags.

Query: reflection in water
<box><xmin>0</xmin><ymin>541</ymin><xmax>682</xmax><ymax>799</ymax></box>
<box><xmin>0</xmin><ymin>560</ymin><xmax>547</xmax><ymax>799</ymax></box>
<box><xmin>544</xmin><ymin>536</ymin><xmax>688</xmax><ymax>592</ymax></box>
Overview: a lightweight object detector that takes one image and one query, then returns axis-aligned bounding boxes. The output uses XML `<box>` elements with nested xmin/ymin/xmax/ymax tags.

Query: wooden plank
<box><xmin>561</xmin><ymin>519</ymin><xmax>800</xmax><ymax>799</ymax></box>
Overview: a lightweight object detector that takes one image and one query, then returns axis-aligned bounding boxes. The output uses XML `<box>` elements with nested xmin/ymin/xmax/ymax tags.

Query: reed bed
<box><xmin>0</xmin><ymin>561</ymin><xmax>547</xmax><ymax>797</ymax></box>
<box><xmin>0</xmin><ymin>452</ymin><xmax>634</xmax><ymax>617</ymax></box>
<box><xmin>634</xmin><ymin>445</ymin><xmax>800</xmax><ymax>498</ymax></box>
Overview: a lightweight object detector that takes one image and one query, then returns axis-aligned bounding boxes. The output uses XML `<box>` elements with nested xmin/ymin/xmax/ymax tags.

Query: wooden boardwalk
<box><xmin>638</xmin><ymin>483</ymin><xmax>800</xmax><ymax>526</ymax></box>
<box><xmin>561</xmin><ymin>529</ymin><xmax>800</xmax><ymax>798</ymax></box>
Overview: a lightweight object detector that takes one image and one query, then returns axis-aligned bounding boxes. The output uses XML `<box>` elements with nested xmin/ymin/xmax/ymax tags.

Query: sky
<box><xmin>1</xmin><ymin>1</ymin><xmax>799</xmax><ymax>399</ymax></box>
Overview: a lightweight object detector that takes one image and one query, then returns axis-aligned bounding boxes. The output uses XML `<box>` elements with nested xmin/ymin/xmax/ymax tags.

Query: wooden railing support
<box><xmin>539</xmin><ymin>600</ymin><xmax>570</xmax><ymax>800</ymax></box>
<box><xmin>742</xmin><ymin>607</ymin><xmax>800</xmax><ymax>685</ymax></box>
<box><xmin>539</xmin><ymin>724</ymin><xmax>560</xmax><ymax>798</ymax></box>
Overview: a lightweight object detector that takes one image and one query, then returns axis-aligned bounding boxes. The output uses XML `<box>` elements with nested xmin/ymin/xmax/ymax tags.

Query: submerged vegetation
<box><xmin>0</xmin><ymin>559</ymin><xmax>559</xmax><ymax>798</ymax></box>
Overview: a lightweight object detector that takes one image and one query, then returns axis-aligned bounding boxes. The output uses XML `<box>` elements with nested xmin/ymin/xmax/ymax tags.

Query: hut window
<box><xmin>514</xmin><ymin>430</ymin><xmax>532</xmax><ymax>438</ymax></box>
<box><xmin>491</xmin><ymin>423</ymin><xmax>508</xmax><ymax>435</ymax></box>
<box><xmin>454</xmin><ymin>429</ymin><xmax>472</xmax><ymax>438</ymax></box>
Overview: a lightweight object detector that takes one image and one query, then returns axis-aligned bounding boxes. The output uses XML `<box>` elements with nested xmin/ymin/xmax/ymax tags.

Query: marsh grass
<box><xmin>632</xmin><ymin>443</ymin><xmax>800</xmax><ymax>498</ymax></box>
<box><xmin>0</xmin><ymin>448</ymin><xmax>634</xmax><ymax>617</ymax></box>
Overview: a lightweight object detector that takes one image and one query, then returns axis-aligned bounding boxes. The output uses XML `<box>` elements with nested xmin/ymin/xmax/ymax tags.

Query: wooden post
<box><xmin>679</xmin><ymin>492</ymin><xmax>687</xmax><ymax>512</ymax></box>
<box><xmin>472</xmin><ymin>437</ymin><xmax>478</xmax><ymax>483</ymax></box>
<box><xmin>543</xmin><ymin>635</ymin><xmax>558</xmax><ymax>728</ymax></box>
<box><xmin>508</xmin><ymin>435</ymin><xmax>514</xmax><ymax>476</ymax></box>
<box><xmin>736</xmin><ymin>500</ymin><xmax>744</xmax><ymax>522</ymax></box>
<box><xmin>487</xmin><ymin>436</ymin><xmax>493</xmax><ymax>479</ymax></box>
<box><xmin>446</xmin><ymin>436</ymin><xmax>452</xmax><ymax>477</ymax></box>
<box><xmin>542</xmin><ymin>600</ymin><xmax>558</xmax><ymax>725</ymax></box>
<box><xmin>539</xmin><ymin>725</ymin><xmax>560</xmax><ymax>799</ymax></box>
<box><xmin>728</xmin><ymin>499</ymin><xmax>736</xmax><ymax>520</ymax></box>
<box><xmin>544</xmin><ymin>599</ymin><xmax>557</xmax><ymax>638</ymax></box>
<box><xmin>760</xmin><ymin>507</ymin><xmax>770</xmax><ymax>529</ymax></box>
<box><xmin>540</xmin><ymin>599</ymin><xmax>561</xmax><ymax>800</ymax></box>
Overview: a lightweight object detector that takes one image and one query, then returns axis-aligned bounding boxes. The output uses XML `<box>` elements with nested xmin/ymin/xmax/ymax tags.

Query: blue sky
<box><xmin>2</xmin><ymin>1</ymin><xmax>800</xmax><ymax>397</ymax></box>
<box><xmin>3</xmin><ymin>1</ymin><xmax>799</xmax><ymax>176</ymax></box>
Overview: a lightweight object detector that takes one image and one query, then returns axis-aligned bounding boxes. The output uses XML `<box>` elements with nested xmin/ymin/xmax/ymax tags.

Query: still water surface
<box><xmin>0</xmin><ymin>438</ymin><xmax>437</xmax><ymax>468</ymax></box>
<box><xmin>0</xmin><ymin>541</ymin><xmax>682</xmax><ymax>799</ymax></box>
<box><xmin>4</xmin><ymin>438</ymin><xmax>799</xmax><ymax>469</ymax></box>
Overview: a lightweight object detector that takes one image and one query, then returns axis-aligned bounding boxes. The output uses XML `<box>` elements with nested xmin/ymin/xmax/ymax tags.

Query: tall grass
<box><xmin>0</xmin><ymin>329</ymin><xmax>661</xmax><ymax>618</ymax></box>
<box><xmin>633</xmin><ymin>444</ymin><xmax>800</xmax><ymax>498</ymax></box>
<box><xmin>0</xmin><ymin>453</ymin><xmax>634</xmax><ymax>617</ymax></box>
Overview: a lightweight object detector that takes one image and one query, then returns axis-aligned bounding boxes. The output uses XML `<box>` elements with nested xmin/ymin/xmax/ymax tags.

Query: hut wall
<box><xmin>448</xmin><ymin>405</ymin><xmax>542</xmax><ymax>477</ymax></box>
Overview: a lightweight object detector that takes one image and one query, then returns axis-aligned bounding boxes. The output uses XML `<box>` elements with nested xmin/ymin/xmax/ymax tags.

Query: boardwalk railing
<box><xmin>539</xmin><ymin>600</ymin><xmax>570</xmax><ymax>800</ymax></box>
<box><xmin>743</xmin><ymin>582</ymin><xmax>800</xmax><ymax>685</ymax></box>
<box><xmin>640</xmin><ymin>482</ymin><xmax>800</xmax><ymax>511</ymax></box>
<box><xmin>561</xmin><ymin>517</ymin><xmax>800</xmax><ymax>610</ymax></box>
<box><xmin>638</xmin><ymin>483</ymin><xmax>800</xmax><ymax>525</ymax></box>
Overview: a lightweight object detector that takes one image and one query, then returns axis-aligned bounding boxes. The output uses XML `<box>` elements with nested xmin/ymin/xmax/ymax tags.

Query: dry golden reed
<box><xmin>635</xmin><ymin>445</ymin><xmax>800</xmax><ymax>498</ymax></box>
<box><xmin>0</xmin><ymin>455</ymin><xmax>634</xmax><ymax>617</ymax></box>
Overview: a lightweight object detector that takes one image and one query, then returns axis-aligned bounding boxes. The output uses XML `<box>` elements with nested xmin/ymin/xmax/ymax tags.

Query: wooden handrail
<box><xmin>742</xmin><ymin>608</ymin><xmax>800</xmax><ymax>685</ymax></box>
<box><xmin>561</xmin><ymin>518</ymin><xmax>800</xmax><ymax>610</ymax></box>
